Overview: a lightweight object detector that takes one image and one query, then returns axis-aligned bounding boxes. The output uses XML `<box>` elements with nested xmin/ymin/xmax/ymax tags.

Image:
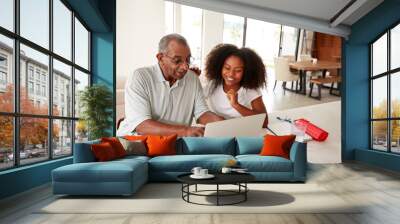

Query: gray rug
<box><xmin>38</xmin><ymin>183</ymin><xmax>361</xmax><ymax>214</ymax></box>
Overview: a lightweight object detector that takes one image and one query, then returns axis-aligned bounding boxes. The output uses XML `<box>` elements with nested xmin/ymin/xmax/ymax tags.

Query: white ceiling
<box><xmin>224</xmin><ymin>0</ymin><xmax>353</xmax><ymax>23</ymax></box>
<box><xmin>170</xmin><ymin>0</ymin><xmax>384</xmax><ymax>37</ymax></box>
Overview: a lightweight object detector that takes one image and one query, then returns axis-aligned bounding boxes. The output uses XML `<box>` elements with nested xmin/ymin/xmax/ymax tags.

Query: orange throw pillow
<box><xmin>124</xmin><ymin>135</ymin><xmax>148</xmax><ymax>143</ymax></box>
<box><xmin>146</xmin><ymin>135</ymin><xmax>177</xmax><ymax>157</ymax></box>
<box><xmin>259</xmin><ymin>134</ymin><xmax>296</xmax><ymax>159</ymax></box>
<box><xmin>101</xmin><ymin>137</ymin><xmax>127</xmax><ymax>158</ymax></box>
<box><xmin>91</xmin><ymin>142</ymin><xmax>117</xmax><ymax>161</ymax></box>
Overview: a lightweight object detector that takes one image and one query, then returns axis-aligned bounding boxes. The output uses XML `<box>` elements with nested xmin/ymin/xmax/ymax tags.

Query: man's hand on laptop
<box><xmin>183</xmin><ymin>126</ymin><xmax>204</xmax><ymax>137</ymax></box>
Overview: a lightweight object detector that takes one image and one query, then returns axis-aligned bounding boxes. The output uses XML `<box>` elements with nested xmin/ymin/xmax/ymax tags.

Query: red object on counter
<box><xmin>294</xmin><ymin>119</ymin><xmax>329</xmax><ymax>141</ymax></box>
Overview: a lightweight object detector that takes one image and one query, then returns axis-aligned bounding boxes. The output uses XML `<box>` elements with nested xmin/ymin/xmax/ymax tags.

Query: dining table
<box><xmin>289</xmin><ymin>60</ymin><xmax>341</xmax><ymax>95</ymax></box>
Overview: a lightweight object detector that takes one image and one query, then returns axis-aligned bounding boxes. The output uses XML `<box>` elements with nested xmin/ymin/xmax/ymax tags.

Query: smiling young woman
<box><xmin>203</xmin><ymin>44</ymin><xmax>268</xmax><ymax>127</ymax></box>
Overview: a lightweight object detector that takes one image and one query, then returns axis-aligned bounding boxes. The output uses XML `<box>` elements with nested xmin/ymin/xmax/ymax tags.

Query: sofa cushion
<box><xmin>73</xmin><ymin>140</ymin><xmax>100</xmax><ymax>163</ymax></box>
<box><xmin>101</xmin><ymin>137</ymin><xmax>127</xmax><ymax>158</ymax></box>
<box><xmin>177</xmin><ymin>137</ymin><xmax>236</xmax><ymax>155</ymax></box>
<box><xmin>147</xmin><ymin>135</ymin><xmax>177</xmax><ymax>157</ymax></box>
<box><xmin>260</xmin><ymin>134</ymin><xmax>296</xmax><ymax>159</ymax></box>
<box><xmin>236</xmin><ymin>155</ymin><xmax>293</xmax><ymax>172</ymax></box>
<box><xmin>236</xmin><ymin>137</ymin><xmax>263</xmax><ymax>155</ymax></box>
<box><xmin>91</xmin><ymin>142</ymin><xmax>118</xmax><ymax>161</ymax></box>
<box><xmin>115</xmin><ymin>155</ymin><xmax>150</xmax><ymax>163</ymax></box>
<box><xmin>148</xmin><ymin>154</ymin><xmax>235</xmax><ymax>172</ymax></box>
<box><xmin>53</xmin><ymin>158</ymin><xmax>147</xmax><ymax>183</ymax></box>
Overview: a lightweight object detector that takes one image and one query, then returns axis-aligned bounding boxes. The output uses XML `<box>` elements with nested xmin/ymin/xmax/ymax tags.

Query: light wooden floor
<box><xmin>1</xmin><ymin>162</ymin><xmax>400</xmax><ymax>224</ymax></box>
<box><xmin>268</xmin><ymin>101</ymin><xmax>342</xmax><ymax>164</ymax></box>
<box><xmin>263</xmin><ymin>68</ymin><xmax>341</xmax><ymax>113</ymax></box>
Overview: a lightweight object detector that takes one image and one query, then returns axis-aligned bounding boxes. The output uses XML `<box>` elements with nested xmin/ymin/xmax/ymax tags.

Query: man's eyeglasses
<box><xmin>163</xmin><ymin>54</ymin><xmax>195</xmax><ymax>66</ymax></box>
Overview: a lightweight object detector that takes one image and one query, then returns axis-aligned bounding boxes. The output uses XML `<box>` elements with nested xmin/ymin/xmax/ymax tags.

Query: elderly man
<box><xmin>117</xmin><ymin>34</ymin><xmax>223</xmax><ymax>137</ymax></box>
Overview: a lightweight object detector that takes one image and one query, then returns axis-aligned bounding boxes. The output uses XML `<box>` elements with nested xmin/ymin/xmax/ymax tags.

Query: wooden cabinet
<box><xmin>313</xmin><ymin>32</ymin><xmax>342</xmax><ymax>76</ymax></box>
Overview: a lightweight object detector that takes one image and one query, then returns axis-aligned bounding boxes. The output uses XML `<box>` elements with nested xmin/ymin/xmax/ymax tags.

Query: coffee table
<box><xmin>177</xmin><ymin>172</ymin><xmax>255</xmax><ymax>206</ymax></box>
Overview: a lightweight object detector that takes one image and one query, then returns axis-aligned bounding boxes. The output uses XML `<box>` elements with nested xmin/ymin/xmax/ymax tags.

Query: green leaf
<box><xmin>79</xmin><ymin>84</ymin><xmax>113</xmax><ymax>140</ymax></box>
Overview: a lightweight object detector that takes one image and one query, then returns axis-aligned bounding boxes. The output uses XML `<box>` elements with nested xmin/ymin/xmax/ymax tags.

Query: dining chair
<box><xmin>281</xmin><ymin>55</ymin><xmax>296</xmax><ymax>62</ymax></box>
<box><xmin>299</xmin><ymin>54</ymin><xmax>313</xmax><ymax>61</ymax></box>
<box><xmin>273</xmin><ymin>57</ymin><xmax>300</xmax><ymax>94</ymax></box>
<box><xmin>298</xmin><ymin>54</ymin><xmax>322</xmax><ymax>79</ymax></box>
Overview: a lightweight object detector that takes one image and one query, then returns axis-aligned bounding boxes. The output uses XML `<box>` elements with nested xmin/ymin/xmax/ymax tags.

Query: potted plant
<box><xmin>79</xmin><ymin>84</ymin><xmax>113</xmax><ymax>140</ymax></box>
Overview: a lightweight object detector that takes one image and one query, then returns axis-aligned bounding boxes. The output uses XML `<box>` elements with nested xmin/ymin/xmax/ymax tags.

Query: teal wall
<box><xmin>343</xmin><ymin>0</ymin><xmax>400</xmax><ymax>171</ymax></box>
<box><xmin>66</xmin><ymin>0</ymin><xmax>111</xmax><ymax>32</ymax></box>
<box><xmin>0</xmin><ymin>158</ymin><xmax>72</xmax><ymax>199</ymax></box>
<box><xmin>91</xmin><ymin>0</ymin><xmax>116</xmax><ymax>135</ymax></box>
<box><xmin>355</xmin><ymin>149</ymin><xmax>400</xmax><ymax>172</ymax></box>
<box><xmin>0</xmin><ymin>0</ymin><xmax>115</xmax><ymax>200</ymax></box>
<box><xmin>92</xmin><ymin>32</ymin><xmax>115</xmax><ymax>135</ymax></box>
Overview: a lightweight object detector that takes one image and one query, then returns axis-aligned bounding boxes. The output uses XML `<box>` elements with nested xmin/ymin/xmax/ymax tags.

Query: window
<box><xmin>28</xmin><ymin>67</ymin><xmax>34</xmax><ymax>80</ymax></box>
<box><xmin>0</xmin><ymin>116</ymin><xmax>13</xmax><ymax>170</ymax></box>
<box><xmin>223</xmin><ymin>14</ymin><xmax>244</xmax><ymax>47</ymax></box>
<box><xmin>164</xmin><ymin>3</ymin><xmax>302</xmax><ymax>71</ymax></box>
<box><xmin>36</xmin><ymin>83</ymin><xmax>40</xmax><ymax>95</ymax></box>
<box><xmin>41</xmin><ymin>73</ymin><xmax>46</xmax><ymax>82</ymax></box>
<box><xmin>0</xmin><ymin>54</ymin><xmax>7</xmax><ymax>67</ymax></box>
<box><xmin>74</xmin><ymin>69</ymin><xmax>89</xmax><ymax>118</ymax></box>
<box><xmin>54</xmin><ymin>75</ymin><xmax>58</xmax><ymax>88</ymax></box>
<box><xmin>53</xmin><ymin>119</ymin><xmax>72</xmax><ymax>158</ymax></box>
<box><xmin>53</xmin><ymin>59</ymin><xmax>72</xmax><ymax>117</ymax></box>
<box><xmin>163</xmin><ymin>3</ymin><xmax>203</xmax><ymax>67</ymax></box>
<box><xmin>0</xmin><ymin>1</ymin><xmax>91</xmax><ymax>170</ymax></box>
<box><xmin>75</xmin><ymin>18</ymin><xmax>89</xmax><ymax>70</ymax></box>
<box><xmin>0</xmin><ymin>71</ymin><xmax>6</xmax><ymax>85</ymax></box>
<box><xmin>245</xmin><ymin>19</ymin><xmax>281</xmax><ymax>67</ymax></box>
<box><xmin>20</xmin><ymin>0</ymin><xmax>49</xmax><ymax>49</ymax></box>
<box><xmin>0</xmin><ymin>53</ymin><xmax>8</xmax><ymax>88</ymax></box>
<box><xmin>0</xmin><ymin>0</ymin><xmax>14</xmax><ymax>31</ymax></box>
<box><xmin>392</xmin><ymin>25</ymin><xmax>400</xmax><ymax>70</ymax></box>
<box><xmin>280</xmin><ymin>26</ymin><xmax>299</xmax><ymax>56</ymax></box>
<box><xmin>53</xmin><ymin>0</ymin><xmax>72</xmax><ymax>60</ymax></box>
<box><xmin>28</xmin><ymin>81</ymin><xmax>34</xmax><ymax>94</ymax></box>
<box><xmin>74</xmin><ymin>69</ymin><xmax>89</xmax><ymax>142</ymax></box>
<box><xmin>372</xmin><ymin>34</ymin><xmax>387</xmax><ymax>77</ymax></box>
<box><xmin>35</xmin><ymin>70</ymin><xmax>41</xmax><ymax>81</ymax></box>
<box><xmin>0</xmin><ymin>34</ymin><xmax>14</xmax><ymax>113</ymax></box>
<box><xmin>42</xmin><ymin>85</ymin><xmax>46</xmax><ymax>97</ymax></box>
<box><xmin>371</xmin><ymin>23</ymin><xmax>400</xmax><ymax>154</ymax></box>
<box><xmin>180</xmin><ymin>5</ymin><xmax>203</xmax><ymax>67</ymax></box>
<box><xmin>0</xmin><ymin>70</ymin><xmax>7</xmax><ymax>88</ymax></box>
<box><xmin>21</xmin><ymin>44</ymin><xmax>49</xmax><ymax>115</ymax></box>
<box><xmin>164</xmin><ymin>1</ymin><xmax>174</xmax><ymax>34</ymax></box>
<box><xmin>19</xmin><ymin>117</ymin><xmax>49</xmax><ymax>165</ymax></box>
<box><xmin>54</xmin><ymin>89</ymin><xmax>58</xmax><ymax>104</ymax></box>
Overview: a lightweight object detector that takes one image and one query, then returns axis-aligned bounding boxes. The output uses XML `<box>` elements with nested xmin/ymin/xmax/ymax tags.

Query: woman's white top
<box><xmin>204</xmin><ymin>82</ymin><xmax>262</xmax><ymax>119</ymax></box>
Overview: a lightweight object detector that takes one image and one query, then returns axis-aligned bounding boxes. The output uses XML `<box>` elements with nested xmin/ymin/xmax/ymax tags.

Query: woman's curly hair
<box><xmin>204</xmin><ymin>44</ymin><xmax>266</xmax><ymax>91</ymax></box>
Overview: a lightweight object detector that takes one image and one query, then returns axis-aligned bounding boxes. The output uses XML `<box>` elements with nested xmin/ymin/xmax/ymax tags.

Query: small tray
<box><xmin>190</xmin><ymin>174</ymin><xmax>215</xmax><ymax>179</ymax></box>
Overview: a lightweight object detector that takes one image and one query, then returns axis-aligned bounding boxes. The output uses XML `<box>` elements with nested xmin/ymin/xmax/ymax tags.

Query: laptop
<box><xmin>204</xmin><ymin>113</ymin><xmax>267</xmax><ymax>137</ymax></box>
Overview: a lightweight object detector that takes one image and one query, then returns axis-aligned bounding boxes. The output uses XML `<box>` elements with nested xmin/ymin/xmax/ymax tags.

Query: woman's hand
<box><xmin>189</xmin><ymin>67</ymin><xmax>201</xmax><ymax>76</ymax></box>
<box><xmin>226</xmin><ymin>89</ymin><xmax>239</xmax><ymax>107</ymax></box>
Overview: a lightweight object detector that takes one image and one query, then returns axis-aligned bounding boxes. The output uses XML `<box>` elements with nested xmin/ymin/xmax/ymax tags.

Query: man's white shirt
<box><xmin>117</xmin><ymin>64</ymin><xmax>209</xmax><ymax>136</ymax></box>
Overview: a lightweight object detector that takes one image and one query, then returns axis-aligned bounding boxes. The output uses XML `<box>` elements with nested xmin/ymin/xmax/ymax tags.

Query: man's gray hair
<box><xmin>158</xmin><ymin>33</ymin><xmax>189</xmax><ymax>53</ymax></box>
